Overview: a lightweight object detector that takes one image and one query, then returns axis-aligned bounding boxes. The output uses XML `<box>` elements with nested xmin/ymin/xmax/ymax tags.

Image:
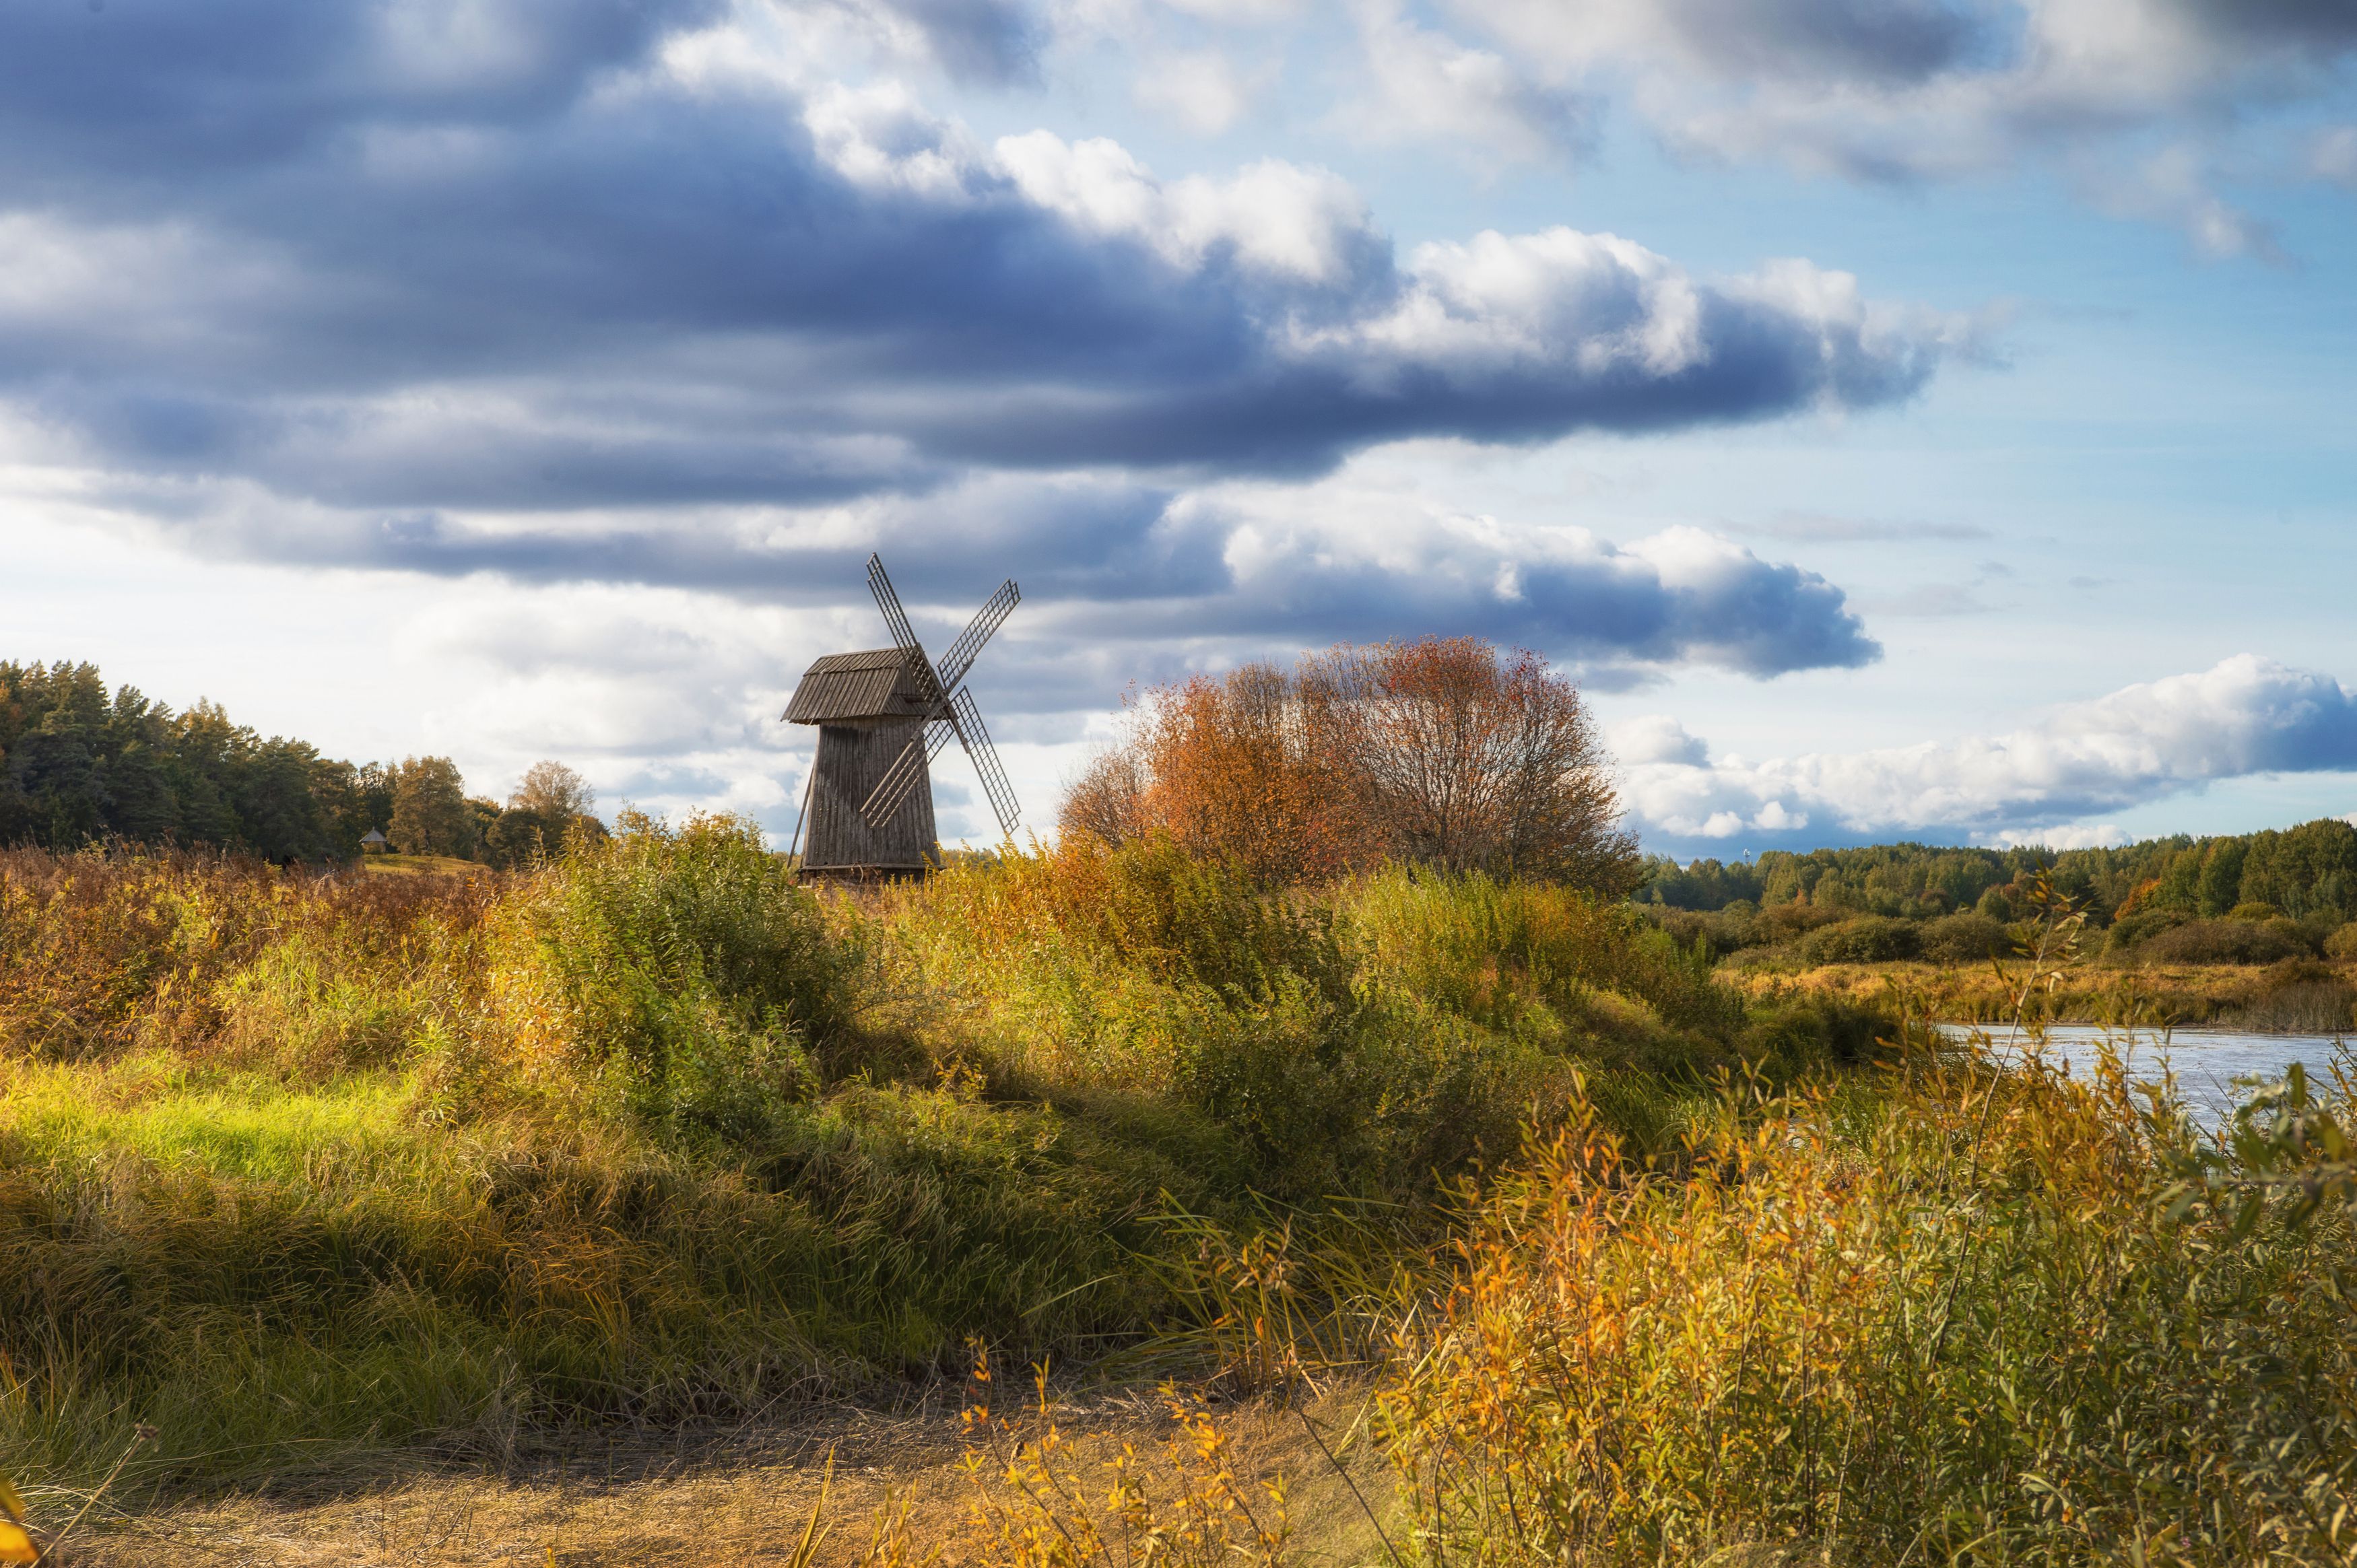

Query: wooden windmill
<box><xmin>783</xmin><ymin>553</ymin><xmax>1022</xmax><ymax>876</ymax></box>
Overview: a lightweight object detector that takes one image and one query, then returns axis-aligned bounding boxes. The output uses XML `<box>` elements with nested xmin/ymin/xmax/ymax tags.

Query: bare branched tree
<box><xmin>1061</xmin><ymin>746</ymin><xmax>1148</xmax><ymax>850</ymax></box>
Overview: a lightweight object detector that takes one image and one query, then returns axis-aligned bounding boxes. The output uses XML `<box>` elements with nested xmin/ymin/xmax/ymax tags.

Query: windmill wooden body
<box><xmin>783</xmin><ymin>555</ymin><xmax>1022</xmax><ymax>878</ymax></box>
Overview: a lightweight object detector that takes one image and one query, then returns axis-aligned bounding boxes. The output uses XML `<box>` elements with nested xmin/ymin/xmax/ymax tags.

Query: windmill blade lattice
<box><xmin>859</xmin><ymin>713</ymin><xmax>957</xmax><ymax>829</ymax></box>
<box><xmin>936</xmin><ymin>578</ymin><xmax>1019</xmax><ymax>691</ymax></box>
<box><xmin>859</xmin><ymin>691</ymin><xmax>1021</xmax><ymax>838</ymax></box>
<box><xmin>853</xmin><ymin>553</ymin><xmax>1023</xmax><ymax>839</ymax></box>
<box><xmin>866</xmin><ymin>554</ymin><xmax>944</xmax><ymax>705</ymax></box>
<box><xmin>950</xmin><ymin>686</ymin><xmax>1020</xmax><ymax>837</ymax></box>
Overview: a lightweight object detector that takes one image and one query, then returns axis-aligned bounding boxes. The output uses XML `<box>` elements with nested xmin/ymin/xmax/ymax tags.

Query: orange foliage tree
<box><xmin>1061</xmin><ymin>638</ymin><xmax>1639</xmax><ymax>891</ymax></box>
<box><xmin>1064</xmin><ymin>660</ymin><xmax>1360</xmax><ymax>883</ymax></box>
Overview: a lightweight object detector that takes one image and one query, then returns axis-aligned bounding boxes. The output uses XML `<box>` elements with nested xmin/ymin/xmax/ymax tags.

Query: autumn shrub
<box><xmin>1065</xmin><ymin>662</ymin><xmax>1362</xmax><ymax>884</ymax></box>
<box><xmin>1341</xmin><ymin>864</ymin><xmax>1745</xmax><ymax>1050</ymax></box>
<box><xmin>1064</xmin><ymin>638</ymin><xmax>1638</xmax><ymax>892</ymax></box>
<box><xmin>1735</xmin><ymin>996</ymin><xmax>1890</xmax><ymax>1068</ymax></box>
<box><xmin>1755</xmin><ymin>899</ymin><xmax>1849</xmax><ymax>942</ymax></box>
<box><xmin>2133</xmin><ymin>916</ymin><xmax>2315</xmax><ymax>965</ymax></box>
<box><xmin>1</xmin><ymin>826</ymin><xmax>1758</xmax><ymax>1493</ymax></box>
<box><xmin>865</xmin><ymin>833</ymin><xmax>1350</xmax><ymax>1093</ymax></box>
<box><xmin>1915</xmin><ymin>908</ymin><xmax>2010</xmax><ymax>965</ymax></box>
<box><xmin>2102</xmin><ymin>905</ymin><xmax>2181</xmax><ymax>956</ymax></box>
<box><xmin>1641</xmin><ymin>899</ymin><xmax>1768</xmax><ymax>959</ymax></box>
<box><xmin>1797</xmin><ymin>913</ymin><xmax>1922</xmax><ymax>964</ymax></box>
<box><xmin>863</xmin><ymin>837</ymin><xmax>1597</xmax><ymax>1196</ymax></box>
<box><xmin>474</xmin><ymin>811</ymin><xmax>857</xmax><ymax>1141</ymax></box>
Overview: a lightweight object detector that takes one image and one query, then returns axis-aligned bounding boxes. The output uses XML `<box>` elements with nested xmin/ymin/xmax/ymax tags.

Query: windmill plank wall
<box><xmin>801</xmin><ymin>720</ymin><xmax>937</xmax><ymax>874</ymax></box>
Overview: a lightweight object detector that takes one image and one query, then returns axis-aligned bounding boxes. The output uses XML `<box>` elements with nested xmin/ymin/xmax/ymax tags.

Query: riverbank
<box><xmin>1728</xmin><ymin>955</ymin><xmax>2357</xmax><ymax>1030</ymax></box>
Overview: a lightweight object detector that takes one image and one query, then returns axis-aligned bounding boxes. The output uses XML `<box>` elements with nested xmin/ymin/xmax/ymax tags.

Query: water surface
<box><xmin>1946</xmin><ymin>1023</ymin><xmax>2350</xmax><ymax>1125</ymax></box>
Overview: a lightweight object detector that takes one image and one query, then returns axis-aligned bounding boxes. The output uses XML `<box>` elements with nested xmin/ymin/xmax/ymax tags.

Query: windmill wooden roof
<box><xmin>783</xmin><ymin>648</ymin><xmax>935</xmax><ymax>724</ymax></box>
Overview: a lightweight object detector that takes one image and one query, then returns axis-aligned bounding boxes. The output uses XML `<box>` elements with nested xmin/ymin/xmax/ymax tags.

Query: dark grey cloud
<box><xmin>1178</xmin><ymin>549</ymin><xmax>1881</xmax><ymax>677</ymax></box>
<box><xmin>2172</xmin><ymin>0</ymin><xmax>2357</xmax><ymax>48</ymax></box>
<box><xmin>0</xmin><ymin>0</ymin><xmax>1952</xmax><ymax>706</ymax></box>
<box><xmin>1654</xmin><ymin>0</ymin><xmax>1993</xmax><ymax>87</ymax></box>
<box><xmin>1463</xmin><ymin>0</ymin><xmax>2357</xmax><ymax>108</ymax></box>
<box><xmin>1440</xmin><ymin>0</ymin><xmax>2357</xmax><ymax>240</ymax></box>
<box><xmin>167</xmin><ymin>477</ymin><xmax>1219</xmax><ymax>603</ymax></box>
<box><xmin>156</xmin><ymin>471</ymin><xmax>1875</xmax><ymax>683</ymax></box>
<box><xmin>0</xmin><ymin>0</ymin><xmax>1950</xmax><ymax>518</ymax></box>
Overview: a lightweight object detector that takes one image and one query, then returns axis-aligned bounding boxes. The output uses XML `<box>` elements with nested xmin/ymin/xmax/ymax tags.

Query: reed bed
<box><xmin>1383</xmin><ymin>1044</ymin><xmax>2357</xmax><ymax>1565</ymax></box>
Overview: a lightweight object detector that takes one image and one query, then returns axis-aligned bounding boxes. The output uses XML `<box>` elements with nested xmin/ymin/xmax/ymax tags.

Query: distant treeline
<box><xmin>1</xmin><ymin>660</ymin><xmax>601</xmax><ymax>865</ymax></box>
<box><xmin>1639</xmin><ymin>817</ymin><xmax>2357</xmax><ymax>926</ymax></box>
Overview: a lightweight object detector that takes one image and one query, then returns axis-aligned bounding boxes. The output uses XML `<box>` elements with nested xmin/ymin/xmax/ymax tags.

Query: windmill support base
<box><xmin>795</xmin><ymin>861</ymin><xmax>936</xmax><ymax>885</ymax></box>
<box><xmin>797</xmin><ymin>718</ymin><xmax>939</xmax><ymax>877</ymax></box>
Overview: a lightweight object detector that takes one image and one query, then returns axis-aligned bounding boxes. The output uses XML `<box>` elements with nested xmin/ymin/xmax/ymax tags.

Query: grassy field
<box><xmin>0</xmin><ymin>828</ymin><xmax>1774</xmax><ymax>1483</ymax></box>
<box><xmin>3</xmin><ymin>825</ymin><xmax>2354</xmax><ymax>1564</ymax></box>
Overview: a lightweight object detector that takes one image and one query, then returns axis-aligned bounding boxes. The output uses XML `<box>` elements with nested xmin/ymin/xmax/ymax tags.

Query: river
<box><xmin>1947</xmin><ymin>1023</ymin><xmax>2351</xmax><ymax>1126</ymax></box>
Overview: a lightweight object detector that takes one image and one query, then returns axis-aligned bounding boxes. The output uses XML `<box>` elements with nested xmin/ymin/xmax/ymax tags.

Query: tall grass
<box><xmin>1381</xmin><ymin>1044</ymin><xmax>2357</xmax><ymax>1565</ymax></box>
<box><xmin>10</xmin><ymin>827</ymin><xmax>2355</xmax><ymax>1561</ymax></box>
<box><xmin>1</xmin><ymin>824</ymin><xmax>1757</xmax><ymax>1492</ymax></box>
<box><xmin>1345</xmin><ymin>864</ymin><xmax>1745</xmax><ymax>1047</ymax></box>
<box><xmin>864</xmin><ymin>841</ymin><xmax>1761</xmax><ymax>1195</ymax></box>
<box><xmin>948</xmin><ymin>1039</ymin><xmax>2357</xmax><ymax>1567</ymax></box>
<box><xmin>0</xmin><ymin>846</ymin><xmax>492</xmax><ymax>1065</ymax></box>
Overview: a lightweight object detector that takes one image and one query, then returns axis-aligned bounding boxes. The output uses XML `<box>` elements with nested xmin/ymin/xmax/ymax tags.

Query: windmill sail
<box><xmin>855</xmin><ymin>554</ymin><xmax>1022</xmax><ymax>838</ymax></box>
<box><xmin>866</xmin><ymin>553</ymin><xmax>944</xmax><ymax>706</ymax></box>
<box><xmin>859</xmin><ymin>712</ymin><xmax>957</xmax><ymax>828</ymax></box>
<box><xmin>950</xmin><ymin>686</ymin><xmax>1021</xmax><ymax>836</ymax></box>
<box><xmin>936</xmin><ymin>578</ymin><xmax>1019</xmax><ymax>691</ymax></box>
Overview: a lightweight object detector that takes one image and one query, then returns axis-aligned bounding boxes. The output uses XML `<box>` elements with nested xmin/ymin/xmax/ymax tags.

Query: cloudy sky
<box><xmin>5</xmin><ymin>0</ymin><xmax>2355</xmax><ymax>856</ymax></box>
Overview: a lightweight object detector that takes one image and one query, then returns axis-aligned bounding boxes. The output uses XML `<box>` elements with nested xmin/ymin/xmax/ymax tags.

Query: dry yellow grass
<box><xmin>69</xmin><ymin>1391</ymin><xmax>1395</xmax><ymax>1568</ymax></box>
<box><xmin>1727</xmin><ymin>957</ymin><xmax>2357</xmax><ymax>1025</ymax></box>
<box><xmin>362</xmin><ymin>854</ymin><xmax>492</xmax><ymax>879</ymax></box>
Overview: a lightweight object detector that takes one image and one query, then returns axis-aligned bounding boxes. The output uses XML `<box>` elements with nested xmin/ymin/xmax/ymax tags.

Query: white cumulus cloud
<box><xmin>1621</xmin><ymin>655</ymin><xmax>2357</xmax><ymax>850</ymax></box>
<box><xmin>994</xmin><ymin>131</ymin><xmax>1374</xmax><ymax>282</ymax></box>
